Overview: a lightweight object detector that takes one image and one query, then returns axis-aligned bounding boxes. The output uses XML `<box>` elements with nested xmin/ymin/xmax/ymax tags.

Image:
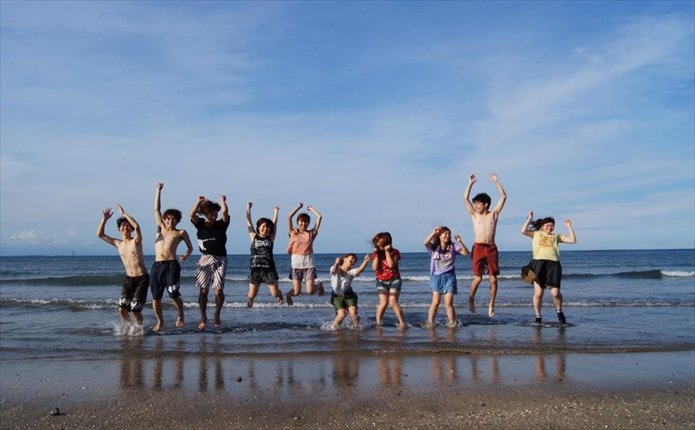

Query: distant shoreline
<box><xmin>2</xmin><ymin>248</ymin><xmax>694</xmax><ymax>258</ymax></box>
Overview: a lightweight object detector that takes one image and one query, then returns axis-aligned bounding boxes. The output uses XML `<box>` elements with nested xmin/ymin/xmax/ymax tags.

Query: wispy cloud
<box><xmin>1</xmin><ymin>1</ymin><xmax>693</xmax><ymax>255</ymax></box>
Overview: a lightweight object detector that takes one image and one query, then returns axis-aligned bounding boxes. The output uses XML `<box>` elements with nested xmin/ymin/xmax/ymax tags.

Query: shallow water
<box><xmin>1</xmin><ymin>250</ymin><xmax>693</xmax><ymax>361</ymax></box>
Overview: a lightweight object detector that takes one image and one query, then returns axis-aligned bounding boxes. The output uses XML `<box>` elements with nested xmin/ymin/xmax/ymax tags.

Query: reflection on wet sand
<box><xmin>117</xmin><ymin>326</ymin><xmax>568</xmax><ymax>396</ymax></box>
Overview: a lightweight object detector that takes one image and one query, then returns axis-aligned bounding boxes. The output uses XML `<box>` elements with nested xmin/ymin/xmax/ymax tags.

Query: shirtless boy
<box><xmin>151</xmin><ymin>182</ymin><xmax>193</xmax><ymax>332</ymax></box>
<box><xmin>97</xmin><ymin>204</ymin><xmax>149</xmax><ymax>332</ymax></box>
<box><xmin>463</xmin><ymin>173</ymin><xmax>507</xmax><ymax>317</ymax></box>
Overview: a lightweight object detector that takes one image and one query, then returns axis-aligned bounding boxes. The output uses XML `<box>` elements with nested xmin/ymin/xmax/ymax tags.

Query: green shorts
<box><xmin>331</xmin><ymin>290</ymin><xmax>358</xmax><ymax>312</ymax></box>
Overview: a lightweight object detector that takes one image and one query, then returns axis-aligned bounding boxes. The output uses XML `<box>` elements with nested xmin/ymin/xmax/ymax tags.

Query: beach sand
<box><xmin>1</xmin><ymin>351</ymin><xmax>693</xmax><ymax>429</ymax></box>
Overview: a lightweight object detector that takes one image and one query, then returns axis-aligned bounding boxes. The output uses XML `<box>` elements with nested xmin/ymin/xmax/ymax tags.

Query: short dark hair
<box><xmin>297</xmin><ymin>213</ymin><xmax>310</xmax><ymax>223</ymax></box>
<box><xmin>116</xmin><ymin>217</ymin><xmax>132</xmax><ymax>228</ymax></box>
<box><xmin>472</xmin><ymin>192</ymin><xmax>491</xmax><ymax>206</ymax></box>
<box><xmin>163</xmin><ymin>209</ymin><xmax>182</xmax><ymax>223</ymax></box>
<box><xmin>199</xmin><ymin>200</ymin><xmax>221</xmax><ymax>215</ymax></box>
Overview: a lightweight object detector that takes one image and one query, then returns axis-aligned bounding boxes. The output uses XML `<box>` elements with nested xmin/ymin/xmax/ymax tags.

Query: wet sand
<box><xmin>1</xmin><ymin>350</ymin><xmax>693</xmax><ymax>429</ymax></box>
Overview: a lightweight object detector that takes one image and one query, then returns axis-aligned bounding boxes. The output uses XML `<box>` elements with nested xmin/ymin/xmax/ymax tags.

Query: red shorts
<box><xmin>471</xmin><ymin>243</ymin><xmax>500</xmax><ymax>276</ymax></box>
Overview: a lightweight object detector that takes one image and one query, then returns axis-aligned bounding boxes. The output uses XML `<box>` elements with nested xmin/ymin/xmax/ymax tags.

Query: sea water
<box><xmin>1</xmin><ymin>249</ymin><xmax>693</xmax><ymax>362</ymax></box>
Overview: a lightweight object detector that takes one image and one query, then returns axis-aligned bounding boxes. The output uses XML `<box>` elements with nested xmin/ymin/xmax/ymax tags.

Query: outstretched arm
<box><xmin>423</xmin><ymin>227</ymin><xmax>440</xmax><ymax>250</ymax></box>
<box><xmin>97</xmin><ymin>208</ymin><xmax>117</xmax><ymax>246</ymax></box>
<box><xmin>287</xmin><ymin>202</ymin><xmax>303</xmax><ymax>235</ymax></box>
<box><xmin>154</xmin><ymin>182</ymin><xmax>164</xmax><ymax>228</ymax></box>
<box><xmin>190</xmin><ymin>196</ymin><xmax>204</xmax><ymax>224</ymax></box>
<box><xmin>454</xmin><ymin>233</ymin><xmax>470</xmax><ymax>256</ymax></box>
<box><xmin>270</xmin><ymin>206</ymin><xmax>279</xmax><ymax>241</ymax></box>
<box><xmin>307</xmin><ymin>205</ymin><xmax>322</xmax><ymax>233</ymax></box>
<box><xmin>245</xmin><ymin>202</ymin><xmax>256</xmax><ymax>240</ymax></box>
<box><xmin>562</xmin><ymin>220</ymin><xmax>577</xmax><ymax>244</ymax></box>
<box><xmin>219</xmin><ymin>195</ymin><xmax>229</xmax><ymax>224</ymax></box>
<box><xmin>179</xmin><ymin>230</ymin><xmax>193</xmax><ymax>262</ymax></box>
<box><xmin>521</xmin><ymin>211</ymin><xmax>534</xmax><ymax>238</ymax></box>
<box><xmin>116</xmin><ymin>203</ymin><xmax>142</xmax><ymax>241</ymax></box>
<box><xmin>463</xmin><ymin>174</ymin><xmax>476</xmax><ymax>215</ymax></box>
<box><xmin>330</xmin><ymin>257</ymin><xmax>341</xmax><ymax>275</ymax></box>
<box><xmin>353</xmin><ymin>254</ymin><xmax>371</xmax><ymax>277</ymax></box>
<box><xmin>489</xmin><ymin>173</ymin><xmax>507</xmax><ymax>215</ymax></box>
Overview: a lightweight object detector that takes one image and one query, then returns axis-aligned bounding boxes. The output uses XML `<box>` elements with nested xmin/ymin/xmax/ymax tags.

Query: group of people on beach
<box><xmin>97</xmin><ymin>174</ymin><xmax>576</xmax><ymax>333</ymax></box>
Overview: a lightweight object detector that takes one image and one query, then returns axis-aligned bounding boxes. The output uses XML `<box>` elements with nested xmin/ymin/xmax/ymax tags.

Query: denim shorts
<box><xmin>430</xmin><ymin>271</ymin><xmax>457</xmax><ymax>294</ymax></box>
<box><xmin>376</xmin><ymin>277</ymin><xmax>402</xmax><ymax>293</ymax></box>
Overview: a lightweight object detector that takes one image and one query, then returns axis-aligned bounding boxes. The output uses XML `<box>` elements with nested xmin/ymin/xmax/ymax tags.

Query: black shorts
<box><xmin>120</xmin><ymin>274</ymin><xmax>149</xmax><ymax>312</ymax></box>
<box><xmin>249</xmin><ymin>267</ymin><xmax>279</xmax><ymax>285</ymax></box>
<box><xmin>527</xmin><ymin>259</ymin><xmax>562</xmax><ymax>289</ymax></box>
<box><xmin>150</xmin><ymin>260</ymin><xmax>181</xmax><ymax>300</ymax></box>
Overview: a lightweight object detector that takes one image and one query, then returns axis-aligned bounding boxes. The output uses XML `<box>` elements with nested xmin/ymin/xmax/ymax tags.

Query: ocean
<box><xmin>1</xmin><ymin>249</ymin><xmax>693</xmax><ymax>361</ymax></box>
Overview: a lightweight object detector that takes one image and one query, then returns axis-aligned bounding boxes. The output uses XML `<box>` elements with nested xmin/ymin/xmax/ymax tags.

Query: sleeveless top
<box><xmin>250</xmin><ymin>234</ymin><xmax>276</xmax><ymax>270</ymax></box>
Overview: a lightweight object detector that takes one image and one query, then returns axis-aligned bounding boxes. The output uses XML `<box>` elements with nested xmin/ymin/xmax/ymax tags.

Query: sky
<box><xmin>1</xmin><ymin>1</ymin><xmax>693</xmax><ymax>256</ymax></box>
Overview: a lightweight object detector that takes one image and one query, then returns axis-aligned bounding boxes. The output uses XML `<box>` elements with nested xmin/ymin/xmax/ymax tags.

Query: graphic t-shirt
<box><xmin>427</xmin><ymin>243</ymin><xmax>462</xmax><ymax>275</ymax></box>
<box><xmin>531</xmin><ymin>232</ymin><xmax>568</xmax><ymax>261</ymax></box>
<box><xmin>193</xmin><ymin>218</ymin><xmax>229</xmax><ymax>256</ymax></box>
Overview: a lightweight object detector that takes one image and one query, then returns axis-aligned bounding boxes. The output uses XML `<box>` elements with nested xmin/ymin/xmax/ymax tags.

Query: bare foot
<box><xmin>468</xmin><ymin>297</ymin><xmax>476</xmax><ymax>313</ymax></box>
<box><xmin>286</xmin><ymin>292</ymin><xmax>293</xmax><ymax>306</ymax></box>
<box><xmin>276</xmin><ymin>293</ymin><xmax>284</xmax><ymax>305</ymax></box>
<box><xmin>197</xmin><ymin>321</ymin><xmax>206</xmax><ymax>331</ymax></box>
<box><xmin>153</xmin><ymin>321</ymin><xmax>163</xmax><ymax>333</ymax></box>
<box><xmin>213</xmin><ymin>317</ymin><xmax>221</xmax><ymax>328</ymax></box>
<box><xmin>316</xmin><ymin>282</ymin><xmax>325</xmax><ymax>296</ymax></box>
<box><xmin>176</xmin><ymin>317</ymin><xmax>184</xmax><ymax>328</ymax></box>
<box><xmin>488</xmin><ymin>305</ymin><xmax>495</xmax><ymax>318</ymax></box>
<box><xmin>247</xmin><ymin>297</ymin><xmax>253</xmax><ymax>308</ymax></box>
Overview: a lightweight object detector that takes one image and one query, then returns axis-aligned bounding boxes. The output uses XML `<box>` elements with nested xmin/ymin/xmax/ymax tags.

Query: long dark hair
<box><xmin>529</xmin><ymin>217</ymin><xmax>555</xmax><ymax>231</ymax></box>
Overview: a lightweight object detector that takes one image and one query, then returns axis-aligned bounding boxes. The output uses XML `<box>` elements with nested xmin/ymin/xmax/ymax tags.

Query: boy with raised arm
<box><xmin>151</xmin><ymin>182</ymin><xmax>193</xmax><ymax>332</ymax></box>
<box><xmin>96</xmin><ymin>204</ymin><xmax>149</xmax><ymax>333</ymax></box>
<box><xmin>463</xmin><ymin>173</ymin><xmax>507</xmax><ymax>318</ymax></box>
<box><xmin>190</xmin><ymin>194</ymin><xmax>230</xmax><ymax>330</ymax></box>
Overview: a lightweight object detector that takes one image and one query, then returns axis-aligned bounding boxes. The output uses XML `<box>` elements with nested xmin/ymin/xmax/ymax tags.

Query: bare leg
<box><xmin>375</xmin><ymin>292</ymin><xmax>389</xmax><ymax>326</ymax></box>
<box><xmin>444</xmin><ymin>293</ymin><xmax>456</xmax><ymax>326</ymax></box>
<box><xmin>198</xmin><ymin>288</ymin><xmax>209</xmax><ymax>330</ymax></box>
<box><xmin>118</xmin><ymin>308</ymin><xmax>131</xmax><ymax>326</ymax></box>
<box><xmin>469</xmin><ymin>276</ymin><xmax>482</xmax><ymax>312</ymax></box>
<box><xmin>332</xmin><ymin>309</ymin><xmax>346</xmax><ymax>329</ymax></box>
<box><xmin>152</xmin><ymin>299</ymin><xmax>164</xmax><ymax>332</ymax></box>
<box><xmin>533</xmin><ymin>283</ymin><xmax>544</xmax><ymax>318</ymax></box>
<box><xmin>488</xmin><ymin>275</ymin><xmax>498</xmax><ymax>318</ymax></box>
<box><xmin>550</xmin><ymin>287</ymin><xmax>563</xmax><ymax>312</ymax></box>
<box><xmin>247</xmin><ymin>283</ymin><xmax>260</xmax><ymax>308</ymax></box>
<box><xmin>172</xmin><ymin>296</ymin><xmax>184</xmax><ymax>328</ymax></box>
<box><xmin>306</xmin><ymin>278</ymin><xmax>315</xmax><ymax>295</ymax></box>
<box><xmin>286</xmin><ymin>279</ymin><xmax>301</xmax><ymax>306</ymax></box>
<box><xmin>389</xmin><ymin>291</ymin><xmax>406</xmax><ymax>328</ymax></box>
<box><xmin>268</xmin><ymin>283</ymin><xmax>283</xmax><ymax>305</ymax></box>
<box><xmin>348</xmin><ymin>306</ymin><xmax>360</xmax><ymax>329</ymax></box>
<box><xmin>213</xmin><ymin>289</ymin><xmax>224</xmax><ymax>327</ymax></box>
<box><xmin>427</xmin><ymin>292</ymin><xmax>441</xmax><ymax>326</ymax></box>
<box><xmin>315</xmin><ymin>280</ymin><xmax>325</xmax><ymax>296</ymax></box>
<box><xmin>133</xmin><ymin>311</ymin><xmax>143</xmax><ymax>326</ymax></box>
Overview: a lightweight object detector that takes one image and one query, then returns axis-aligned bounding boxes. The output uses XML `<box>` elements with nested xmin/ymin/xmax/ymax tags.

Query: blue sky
<box><xmin>1</xmin><ymin>1</ymin><xmax>693</xmax><ymax>256</ymax></box>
